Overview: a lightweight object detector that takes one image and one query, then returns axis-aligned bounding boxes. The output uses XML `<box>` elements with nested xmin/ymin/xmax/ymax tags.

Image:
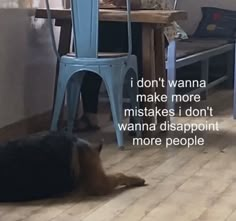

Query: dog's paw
<box><xmin>128</xmin><ymin>176</ymin><xmax>146</xmax><ymax>187</ymax></box>
<box><xmin>134</xmin><ymin>177</ymin><xmax>146</xmax><ymax>186</ymax></box>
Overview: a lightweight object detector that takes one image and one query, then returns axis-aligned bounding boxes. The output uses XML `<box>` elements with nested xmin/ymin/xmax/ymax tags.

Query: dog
<box><xmin>0</xmin><ymin>132</ymin><xmax>145</xmax><ymax>202</ymax></box>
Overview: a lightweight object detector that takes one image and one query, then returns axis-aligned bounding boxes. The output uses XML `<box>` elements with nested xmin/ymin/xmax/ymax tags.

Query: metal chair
<box><xmin>50</xmin><ymin>0</ymin><xmax>141</xmax><ymax>148</ymax></box>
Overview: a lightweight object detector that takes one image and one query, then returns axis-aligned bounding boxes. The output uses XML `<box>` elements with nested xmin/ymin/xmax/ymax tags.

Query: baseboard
<box><xmin>0</xmin><ymin>102</ymin><xmax>104</xmax><ymax>142</ymax></box>
<box><xmin>0</xmin><ymin>111</ymin><xmax>52</xmax><ymax>142</ymax></box>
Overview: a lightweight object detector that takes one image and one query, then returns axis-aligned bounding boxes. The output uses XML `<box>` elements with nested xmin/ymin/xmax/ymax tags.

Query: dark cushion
<box><xmin>194</xmin><ymin>7</ymin><xmax>236</xmax><ymax>38</ymax></box>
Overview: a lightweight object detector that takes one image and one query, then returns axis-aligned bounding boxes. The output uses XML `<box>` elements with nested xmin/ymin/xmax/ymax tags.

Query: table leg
<box><xmin>142</xmin><ymin>24</ymin><xmax>156</xmax><ymax>137</ymax></box>
<box><xmin>154</xmin><ymin>27</ymin><xmax>167</xmax><ymax>124</ymax></box>
<box><xmin>52</xmin><ymin>19</ymin><xmax>72</xmax><ymax>126</ymax></box>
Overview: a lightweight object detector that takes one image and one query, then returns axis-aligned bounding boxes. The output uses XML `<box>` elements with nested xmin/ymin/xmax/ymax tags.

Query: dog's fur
<box><xmin>0</xmin><ymin>132</ymin><xmax>145</xmax><ymax>202</ymax></box>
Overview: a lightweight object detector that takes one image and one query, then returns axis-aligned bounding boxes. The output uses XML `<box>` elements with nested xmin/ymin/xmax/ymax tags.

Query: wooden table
<box><xmin>35</xmin><ymin>8</ymin><xmax>187</xmax><ymax>137</ymax></box>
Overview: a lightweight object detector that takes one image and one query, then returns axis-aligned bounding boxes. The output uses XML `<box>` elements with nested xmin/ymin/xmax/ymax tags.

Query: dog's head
<box><xmin>88</xmin><ymin>139</ymin><xmax>104</xmax><ymax>154</ymax></box>
<box><xmin>75</xmin><ymin>138</ymin><xmax>104</xmax><ymax>155</ymax></box>
<box><xmin>94</xmin><ymin>140</ymin><xmax>104</xmax><ymax>153</ymax></box>
<box><xmin>74</xmin><ymin>138</ymin><xmax>104</xmax><ymax>172</ymax></box>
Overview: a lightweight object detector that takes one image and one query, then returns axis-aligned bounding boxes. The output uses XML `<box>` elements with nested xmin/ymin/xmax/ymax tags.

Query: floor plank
<box><xmin>1</xmin><ymin>89</ymin><xmax>236</xmax><ymax>221</ymax></box>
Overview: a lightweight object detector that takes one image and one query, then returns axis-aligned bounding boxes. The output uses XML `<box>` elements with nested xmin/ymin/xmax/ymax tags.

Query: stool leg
<box><xmin>67</xmin><ymin>73</ymin><xmax>84</xmax><ymax>132</ymax></box>
<box><xmin>167</xmin><ymin>66</ymin><xmax>176</xmax><ymax>111</ymax></box>
<box><xmin>167</xmin><ymin>40</ymin><xmax>176</xmax><ymax>112</ymax></box>
<box><xmin>128</xmin><ymin>68</ymin><xmax>142</xmax><ymax>138</ymax></box>
<box><xmin>51</xmin><ymin>67</ymin><xmax>69</xmax><ymax>131</ymax></box>
<box><xmin>109</xmin><ymin>90</ymin><xmax>123</xmax><ymax>148</ymax></box>
<box><xmin>102</xmin><ymin>66</ymin><xmax>124</xmax><ymax>148</ymax></box>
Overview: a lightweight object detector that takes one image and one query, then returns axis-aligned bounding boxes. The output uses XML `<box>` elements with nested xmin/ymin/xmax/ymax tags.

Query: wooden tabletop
<box><xmin>35</xmin><ymin>8</ymin><xmax>187</xmax><ymax>24</ymax></box>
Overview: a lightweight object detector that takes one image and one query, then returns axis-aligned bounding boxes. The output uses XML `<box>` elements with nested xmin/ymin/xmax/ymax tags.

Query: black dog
<box><xmin>0</xmin><ymin>132</ymin><xmax>145</xmax><ymax>202</ymax></box>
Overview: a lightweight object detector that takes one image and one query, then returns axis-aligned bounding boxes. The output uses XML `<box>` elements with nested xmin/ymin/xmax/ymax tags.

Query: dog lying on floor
<box><xmin>0</xmin><ymin>132</ymin><xmax>145</xmax><ymax>202</ymax></box>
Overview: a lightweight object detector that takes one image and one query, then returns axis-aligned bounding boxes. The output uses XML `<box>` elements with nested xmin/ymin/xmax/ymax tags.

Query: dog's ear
<box><xmin>94</xmin><ymin>139</ymin><xmax>104</xmax><ymax>154</ymax></box>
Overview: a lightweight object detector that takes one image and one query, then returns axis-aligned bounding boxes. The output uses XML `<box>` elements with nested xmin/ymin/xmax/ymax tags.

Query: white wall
<box><xmin>177</xmin><ymin>0</ymin><xmax>236</xmax><ymax>34</ymax></box>
<box><xmin>0</xmin><ymin>0</ymin><xmax>61</xmax><ymax>128</ymax></box>
<box><xmin>0</xmin><ymin>10</ymin><xmax>28</xmax><ymax>127</ymax></box>
<box><xmin>0</xmin><ymin>0</ymin><xmax>235</xmax><ymax>128</ymax></box>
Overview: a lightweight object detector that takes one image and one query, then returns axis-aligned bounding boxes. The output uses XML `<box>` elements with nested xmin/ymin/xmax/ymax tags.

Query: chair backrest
<box><xmin>71</xmin><ymin>0</ymin><xmax>99</xmax><ymax>58</ymax></box>
<box><xmin>126</xmin><ymin>0</ymin><xmax>132</xmax><ymax>56</ymax></box>
<box><xmin>70</xmin><ymin>0</ymin><xmax>132</xmax><ymax>58</ymax></box>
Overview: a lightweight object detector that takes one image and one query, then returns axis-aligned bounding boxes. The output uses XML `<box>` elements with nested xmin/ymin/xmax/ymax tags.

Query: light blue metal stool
<box><xmin>51</xmin><ymin>0</ymin><xmax>141</xmax><ymax>148</ymax></box>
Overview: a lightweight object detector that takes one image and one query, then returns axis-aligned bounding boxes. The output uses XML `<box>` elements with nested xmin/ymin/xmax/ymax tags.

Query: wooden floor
<box><xmin>1</xmin><ymin>89</ymin><xmax>236</xmax><ymax>221</ymax></box>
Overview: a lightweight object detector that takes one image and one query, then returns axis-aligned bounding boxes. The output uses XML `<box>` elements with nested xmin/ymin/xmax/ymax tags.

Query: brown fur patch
<box><xmin>74</xmin><ymin>141</ymin><xmax>145</xmax><ymax>196</ymax></box>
